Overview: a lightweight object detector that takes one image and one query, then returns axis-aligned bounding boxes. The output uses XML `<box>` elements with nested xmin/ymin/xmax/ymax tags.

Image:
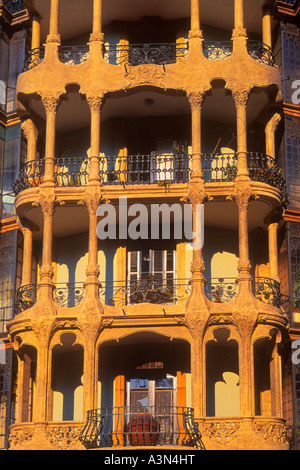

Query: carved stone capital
<box><xmin>39</xmin><ymin>265</ymin><xmax>55</xmax><ymax>280</ymax></box>
<box><xmin>237</xmin><ymin>260</ymin><xmax>252</xmax><ymax>274</ymax></box>
<box><xmin>89</xmin><ymin>32</ymin><xmax>105</xmax><ymax>42</ymax></box>
<box><xmin>234</xmin><ymin>180</ymin><xmax>252</xmax><ymax>210</ymax></box>
<box><xmin>191</xmin><ymin>259</ymin><xmax>205</xmax><ymax>275</ymax></box>
<box><xmin>188</xmin><ymin>180</ymin><xmax>205</xmax><ymax>206</ymax></box>
<box><xmin>38</xmin><ymin>190</ymin><xmax>56</xmax><ymax>217</ymax></box>
<box><xmin>84</xmin><ymin>186</ymin><xmax>102</xmax><ymax>216</ymax></box>
<box><xmin>187</xmin><ymin>90</ymin><xmax>206</xmax><ymax>109</ymax></box>
<box><xmin>86</xmin><ymin>94</ymin><xmax>104</xmax><ymax>113</ymax></box>
<box><xmin>232</xmin><ymin>28</ymin><xmax>247</xmax><ymax>38</ymax></box>
<box><xmin>46</xmin><ymin>33</ymin><xmax>61</xmax><ymax>44</ymax></box>
<box><xmin>233</xmin><ymin>89</ymin><xmax>249</xmax><ymax>108</ymax></box>
<box><xmin>40</xmin><ymin>94</ymin><xmax>60</xmax><ymax>113</ymax></box>
<box><xmin>85</xmin><ymin>264</ymin><xmax>100</xmax><ymax>278</ymax></box>
<box><xmin>188</xmin><ymin>30</ymin><xmax>204</xmax><ymax>39</ymax></box>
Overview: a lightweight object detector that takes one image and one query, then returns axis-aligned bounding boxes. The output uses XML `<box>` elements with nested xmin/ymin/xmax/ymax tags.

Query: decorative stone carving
<box><xmin>86</xmin><ymin>94</ymin><xmax>104</xmax><ymax>113</ymax></box>
<box><xmin>89</xmin><ymin>32</ymin><xmax>105</xmax><ymax>43</ymax></box>
<box><xmin>204</xmin><ymin>420</ymin><xmax>241</xmax><ymax>445</ymax></box>
<box><xmin>232</xmin><ymin>89</ymin><xmax>249</xmax><ymax>108</ymax></box>
<box><xmin>125</xmin><ymin>66</ymin><xmax>166</xmax><ymax>88</ymax></box>
<box><xmin>187</xmin><ymin>90</ymin><xmax>206</xmax><ymax>109</ymax></box>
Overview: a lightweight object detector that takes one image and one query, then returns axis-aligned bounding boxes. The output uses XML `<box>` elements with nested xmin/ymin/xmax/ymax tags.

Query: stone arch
<box><xmin>205</xmin><ymin>327</ymin><xmax>240</xmax><ymax>417</ymax></box>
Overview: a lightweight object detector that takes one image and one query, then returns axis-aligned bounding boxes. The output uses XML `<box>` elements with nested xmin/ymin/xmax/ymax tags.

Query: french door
<box><xmin>127</xmin><ymin>249</ymin><xmax>176</xmax><ymax>304</ymax></box>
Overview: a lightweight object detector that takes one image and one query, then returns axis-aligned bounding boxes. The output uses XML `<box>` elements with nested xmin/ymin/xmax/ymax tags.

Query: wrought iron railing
<box><xmin>205</xmin><ymin>276</ymin><xmax>287</xmax><ymax>308</ymax></box>
<box><xmin>205</xmin><ymin>278</ymin><xmax>238</xmax><ymax>303</ymax></box>
<box><xmin>253</xmin><ymin>277</ymin><xmax>287</xmax><ymax>309</ymax></box>
<box><xmin>59</xmin><ymin>45</ymin><xmax>89</xmax><ymax>65</ymax></box>
<box><xmin>202</xmin><ymin>153</ymin><xmax>237</xmax><ymax>182</ymax></box>
<box><xmin>23</xmin><ymin>47</ymin><xmax>45</xmax><ymax>71</ymax></box>
<box><xmin>15</xmin><ymin>277</ymin><xmax>288</xmax><ymax>314</ymax></box>
<box><xmin>14</xmin><ymin>157</ymin><xmax>89</xmax><ymax>195</ymax></box>
<box><xmin>104</xmin><ymin>42</ymin><xmax>189</xmax><ymax>66</ymax></box>
<box><xmin>247</xmin><ymin>41</ymin><xmax>275</xmax><ymax>66</ymax></box>
<box><xmin>203</xmin><ymin>41</ymin><xmax>233</xmax><ymax>60</ymax></box>
<box><xmin>13</xmin><ymin>159</ymin><xmax>44</xmax><ymax>195</ymax></box>
<box><xmin>53</xmin><ymin>156</ymin><xmax>90</xmax><ymax>187</ymax></box>
<box><xmin>99</xmin><ymin>154</ymin><xmax>191</xmax><ymax>185</ymax></box>
<box><xmin>79</xmin><ymin>406</ymin><xmax>205</xmax><ymax>450</ymax></box>
<box><xmin>99</xmin><ymin>278</ymin><xmax>191</xmax><ymax>307</ymax></box>
<box><xmin>247</xmin><ymin>152</ymin><xmax>289</xmax><ymax>207</ymax></box>
<box><xmin>15</xmin><ymin>283</ymin><xmax>85</xmax><ymax>314</ymax></box>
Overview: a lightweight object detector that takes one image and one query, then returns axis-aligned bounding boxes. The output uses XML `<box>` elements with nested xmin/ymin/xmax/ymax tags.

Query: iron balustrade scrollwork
<box><xmin>79</xmin><ymin>406</ymin><xmax>205</xmax><ymax>450</ymax></box>
<box><xmin>204</xmin><ymin>276</ymin><xmax>287</xmax><ymax>309</ymax></box>
<box><xmin>59</xmin><ymin>45</ymin><xmax>90</xmax><ymax>65</ymax></box>
<box><xmin>247</xmin><ymin>152</ymin><xmax>289</xmax><ymax>208</ymax></box>
<box><xmin>205</xmin><ymin>278</ymin><xmax>238</xmax><ymax>303</ymax></box>
<box><xmin>15</xmin><ymin>284</ymin><xmax>37</xmax><ymax>314</ymax></box>
<box><xmin>203</xmin><ymin>42</ymin><xmax>233</xmax><ymax>60</ymax></box>
<box><xmin>98</xmin><ymin>278</ymin><xmax>191</xmax><ymax>307</ymax></box>
<box><xmin>202</xmin><ymin>153</ymin><xmax>237</xmax><ymax>182</ymax></box>
<box><xmin>247</xmin><ymin>41</ymin><xmax>275</xmax><ymax>66</ymax></box>
<box><xmin>104</xmin><ymin>42</ymin><xmax>189</xmax><ymax>66</ymax></box>
<box><xmin>53</xmin><ymin>156</ymin><xmax>90</xmax><ymax>187</ymax></box>
<box><xmin>15</xmin><ymin>282</ymin><xmax>86</xmax><ymax>314</ymax></box>
<box><xmin>252</xmin><ymin>277</ymin><xmax>285</xmax><ymax>309</ymax></box>
<box><xmin>14</xmin><ymin>157</ymin><xmax>90</xmax><ymax>194</ymax></box>
<box><xmin>99</xmin><ymin>154</ymin><xmax>191</xmax><ymax>185</ymax></box>
<box><xmin>13</xmin><ymin>159</ymin><xmax>44</xmax><ymax>195</ymax></box>
<box><xmin>23</xmin><ymin>47</ymin><xmax>45</xmax><ymax>71</ymax></box>
<box><xmin>53</xmin><ymin>283</ymin><xmax>85</xmax><ymax>308</ymax></box>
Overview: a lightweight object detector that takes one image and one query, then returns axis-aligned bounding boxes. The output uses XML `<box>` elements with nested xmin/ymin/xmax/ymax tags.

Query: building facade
<box><xmin>1</xmin><ymin>0</ymin><xmax>300</xmax><ymax>450</ymax></box>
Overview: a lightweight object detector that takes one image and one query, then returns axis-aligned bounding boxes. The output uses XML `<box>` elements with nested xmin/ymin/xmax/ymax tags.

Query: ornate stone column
<box><xmin>37</xmin><ymin>189</ymin><xmax>56</xmax><ymax>293</ymax></box>
<box><xmin>87</xmin><ymin>95</ymin><xmax>103</xmax><ymax>183</ymax></box>
<box><xmin>185</xmin><ymin>90</ymin><xmax>210</xmax><ymax>420</ymax></box>
<box><xmin>233</xmin><ymin>89</ymin><xmax>249</xmax><ymax>178</ymax></box>
<box><xmin>84</xmin><ymin>186</ymin><xmax>101</xmax><ymax>295</ymax></box>
<box><xmin>41</xmin><ymin>95</ymin><xmax>60</xmax><ymax>185</ymax></box>
<box><xmin>22</xmin><ymin>119</ymin><xmax>38</xmax><ymax>164</ymax></box>
<box><xmin>47</xmin><ymin>0</ymin><xmax>60</xmax><ymax>43</ymax></box>
<box><xmin>190</xmin><ymin>0</ymin><xmax>200</xmax><ymax>32</ymax></box>
<box><xmin>267</xmin><ymin>213</ymin><xmax>281</xmax><ymax>283</ymax></box>
<box><xmin>189</xmin><ymin>0</ymin><xmax>203</xmax><ymax>53</ymax></box>
<box><xmin>262</xmin><ymin>6</ymin><xmax>272</xmax><ymax>49</ymax></box>
<box><xmin>17</xmin><ymin>217</ymin><xmax>33</xmax><ymax>287</ymax></box>
<box><xmin>265</xmin><ymin>113</ymin><xmax>281</xmax><ymax>159</ymax></box>
<box><xmin>233</xmin><ymin>0</ymin><xmax>245</xmax><ymax>33</ymax></box>
<box><xmin>91</xmin><ymin>0</ymin><xmax>103</xmax><ymax>41</ymax></box>
<box><xmin>31</xmin><ymin>14</ymin><xmax>41</xmax><ymax>51</ymax></box>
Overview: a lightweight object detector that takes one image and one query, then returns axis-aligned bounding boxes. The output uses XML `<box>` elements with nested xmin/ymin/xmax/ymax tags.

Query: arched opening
<box><xmin>51</xmin><ymin>333</ymin><xmax>84</xmax><ymax>421</ymax></box>
<box><xmin>98</xmin><ymin>332</ymin><xmax>191</xmax><ymax>410</ymax></box>
<box><xmin>206</xmin><ymin>328</ymin><xmax>240</xmax><ymax>417</ymax></box>
<box><xmin>253</xmin><ymin>332</ymin><xmax>279</xmax><ymax>417</ymax></box>
<box><xmin>17</xmin><ymin>345</ymin><xmax>37</xmax><ymax>423</ymax></box>
<box><xmin>97</xmin><ymin>332</ymin><xmax>191</xmax><ymax>446</ymax></box>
